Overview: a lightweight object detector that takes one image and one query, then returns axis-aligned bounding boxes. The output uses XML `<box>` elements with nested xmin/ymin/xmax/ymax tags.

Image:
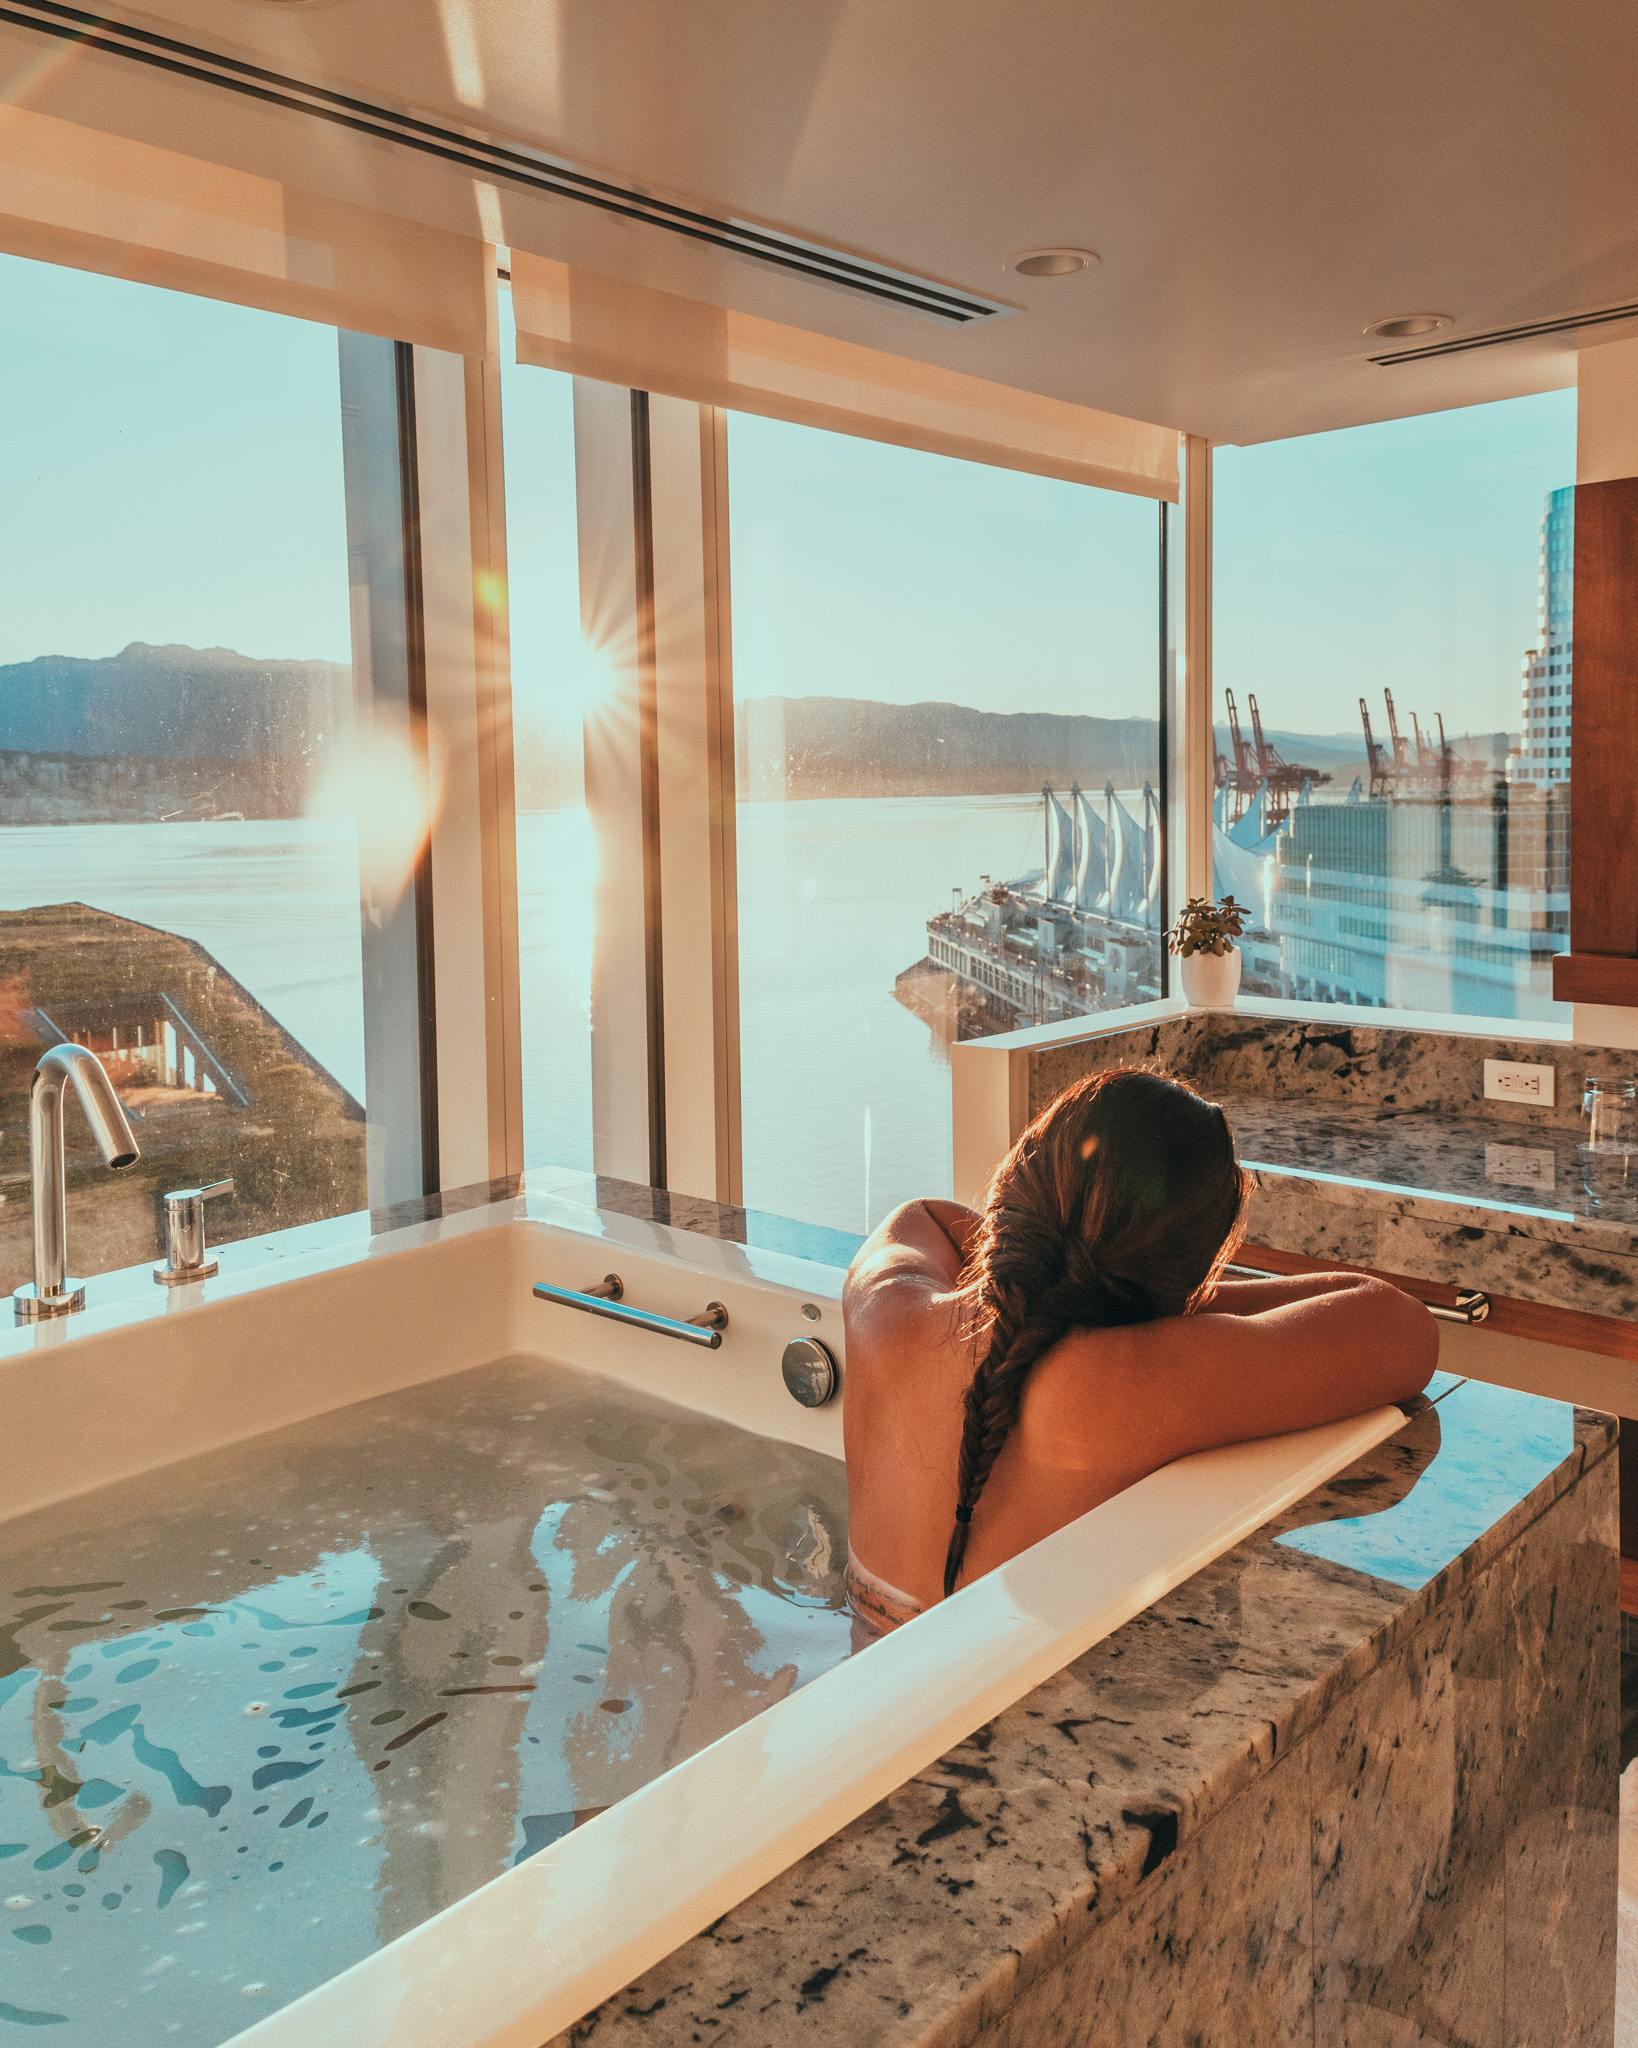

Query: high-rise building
<box><xmin>1509</xmin><ymin>484</ymin><xmax>1574</xmax><ymax>784</ymax></box>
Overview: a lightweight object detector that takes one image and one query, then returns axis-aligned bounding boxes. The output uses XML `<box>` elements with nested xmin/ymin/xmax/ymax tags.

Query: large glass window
<box><xmin>497</xmin><ymin>315</ymin><xmax>598</xmax><ymax>1174</ymax></box>
<box><xmin>728</xmin><ymin>415</ymin><xmax>1164</xmax><ymax>1235</ymax></box>
<box><xmin>1213</xmin><ymin>391</ymin><xmax>1575</xmax><ymax>1021</ymax></box>
<box><xmin>0</xmin><ymin>254</ymin><xmax>364</xmax><ymax>1295</ymax></box>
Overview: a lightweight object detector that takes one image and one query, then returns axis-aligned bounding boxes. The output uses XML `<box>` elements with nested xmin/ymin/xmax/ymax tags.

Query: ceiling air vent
<box><xmin>0</xmin><ymin>0</ymin><xmax>1011</xmax><ymax>326</ymax></box>
<box><xmin>1371</xmin><ymin>297</ymin><xmax>1638</xmax><ymax>365</ymax></box>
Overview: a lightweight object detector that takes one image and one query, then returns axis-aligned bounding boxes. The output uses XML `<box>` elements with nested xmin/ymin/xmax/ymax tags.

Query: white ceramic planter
<box><xmin>1179</xmin><ymin>945</ymin><xmax>1242</xmax><ymax>1009</ymax></box>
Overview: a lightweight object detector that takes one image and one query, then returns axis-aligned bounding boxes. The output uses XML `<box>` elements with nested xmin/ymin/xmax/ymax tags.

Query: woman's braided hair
<box><xmin>942</xmin><ymin>1068</ymin><xmax>1247</xmax><ymax>1600</ymax></box>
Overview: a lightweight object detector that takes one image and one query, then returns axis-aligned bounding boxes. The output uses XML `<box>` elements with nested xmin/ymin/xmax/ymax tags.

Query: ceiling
<box><xmin>9</xmin><ymin>0</ymin><xmax>1638</xmax><ymax>443</ymax></box>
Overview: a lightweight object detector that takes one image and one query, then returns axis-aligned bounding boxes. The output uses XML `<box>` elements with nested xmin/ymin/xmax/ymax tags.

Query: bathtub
<box><xmin>0</xmin><ymin>1184</ymin><xmax>1406</xmax><ymax>2048</ymax></box>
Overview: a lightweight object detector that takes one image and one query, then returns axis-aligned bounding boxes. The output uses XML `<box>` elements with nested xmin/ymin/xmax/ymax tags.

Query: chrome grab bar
<box><xmin>533</xmin><ymin>1275</ymin><xmax>730</xmax><ymax>1349</ymax></box>
<box><xmin>1426</xmin><ymin>1290</ymin><xmax>1490</xmax><ymax>1326</ymax></box>
<box><xmin>1224</xmin><ymin>1264</ymin><xmax>1490</xmax><ymax>1326</ymax></box>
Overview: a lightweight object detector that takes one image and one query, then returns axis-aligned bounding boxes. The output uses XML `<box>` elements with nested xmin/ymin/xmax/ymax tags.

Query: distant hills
<box><xmin>736</xmin><ymin>697</ymin><xmax>1163</xmax><ymax>799</ymax></box>
<box><xmin>0</xmin><ymin>643</ymin><xmax>352</xmax><ymax>761</ymax></box>
<box><xmin>0</xmin><ymin>644</ymin><xmax>1518</xmax><ymax>818</ymax></box>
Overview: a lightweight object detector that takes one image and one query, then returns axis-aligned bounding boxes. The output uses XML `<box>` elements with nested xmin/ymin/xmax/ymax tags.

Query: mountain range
<box><xmin>0</xmin><ymin>643</ymin><xmax>1517</xmax><ymax>811</ymax></box>
<box><xmin>0</xmin><ymin>643</ymin><xmax>353</xmax><ymax>760</ymax></box>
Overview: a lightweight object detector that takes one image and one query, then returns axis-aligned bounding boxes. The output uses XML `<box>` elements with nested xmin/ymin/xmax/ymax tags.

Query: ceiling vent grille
<box><xmin>1371</xmin><ymin>298</ymin><xmax>1638</xmax><ymax>365</ymax></box>
<box><xmin>0</xmin><ymin>0</ymin><xmax>1011</xmax><ymax>326</ymax></box>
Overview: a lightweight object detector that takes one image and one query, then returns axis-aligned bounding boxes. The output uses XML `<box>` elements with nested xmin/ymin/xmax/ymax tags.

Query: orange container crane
<box><xmin>1359</xmin><ymin>696</ymin><xmax>1392</xmax><ymax>800</ymax></box>
<box><xmin>1247</xmin><ymin>692</ymin><xmax>1332</xmax><ymax>828</ymax></box>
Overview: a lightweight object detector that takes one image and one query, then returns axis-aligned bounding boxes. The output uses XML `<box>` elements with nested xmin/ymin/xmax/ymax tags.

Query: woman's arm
<box><xmin>1025</xmin><ymin>1273</ymin><xmax>1438</xmax><ymax>1481</ymax></box>
<box><xmin>1200</xmin><ymin>1269</ymin><xmax>1386</xmax><ymax>1315</ymax></box>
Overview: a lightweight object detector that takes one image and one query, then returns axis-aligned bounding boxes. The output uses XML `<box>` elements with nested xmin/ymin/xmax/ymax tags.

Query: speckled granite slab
<box><xmin>551</xmin><ymin>1379</ymin><xmax>1617</xmax><ymax>2048</ymax></box>
<box><xmin>1030</xmin><ymin>1012</ymin><xmax>1638</xmax><ymax>1135</ymax></box>
<box><xmin>1025</xmin><ymin>1011</ymin><xmax>1638</xmax><ymax>1320</ymax></box>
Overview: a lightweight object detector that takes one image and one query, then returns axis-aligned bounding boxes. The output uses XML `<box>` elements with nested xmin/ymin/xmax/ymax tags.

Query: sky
<box><xmin>1214</xmin><ymin>387</ymin><xmax>1577</xmax><ymax>740</ymax></box>
<box><xmin>0</xmin><ymin>252</ymin><xmax>1578</xmax><ymax>749</ymax></box>
<box><xmin>0</xmin><ymin>251</ymin><xmax>353</xmax><ymax>670</ymax></box>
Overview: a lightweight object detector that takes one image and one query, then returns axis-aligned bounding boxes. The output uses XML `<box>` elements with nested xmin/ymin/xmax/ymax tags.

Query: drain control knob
<box><xmin>781</xmin><ymin>1336</ymin><xmax>839</xmax><ymax>1408</ymax></box>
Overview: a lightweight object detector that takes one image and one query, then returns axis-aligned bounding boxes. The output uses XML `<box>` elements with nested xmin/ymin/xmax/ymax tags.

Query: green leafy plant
<box><xmin>1166</xmin><ymin>895</ymin><xmax>1247</xmax><ymax>958</ymax></box>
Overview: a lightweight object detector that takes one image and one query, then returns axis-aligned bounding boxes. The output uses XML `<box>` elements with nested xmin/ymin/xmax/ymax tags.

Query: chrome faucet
<box><xmin>12</xmin><ymin>1043</ymin><xmax>140</xmax><ymax>1323</ymax></box>
<box><xmin>153</xmin><ymin>1179</ymin><xmax>234</xmax><ymax>1286</ymax></box>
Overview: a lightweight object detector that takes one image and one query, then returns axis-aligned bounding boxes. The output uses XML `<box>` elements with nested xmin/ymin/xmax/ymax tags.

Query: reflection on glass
<box><xmin>0</xmin><ymin>255</ymin><xmax>364</xmax><ymax>1295</ymax></box>
<box><xmin>498</xmin><ymin>319</ymin><xmax>597</xmax><ymax>1173</ymax></box>
<box><xmin>0</xmin><ymin>1360</ymin><xmax>850</xmax><ymax>2045</ymax></box>
<box><xmin>728</xmin><ymin>413</ymin><xmax>1164</xmax><ymax>1234</ymax></box>
<box><xmin>1213</xmin><ymin>392</ymin><xmax>1575</xmax><ymax>1021</ymax></box>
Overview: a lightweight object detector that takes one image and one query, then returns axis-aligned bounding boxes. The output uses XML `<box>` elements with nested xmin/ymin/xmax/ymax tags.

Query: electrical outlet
<box><xmin>1484</xmin><ymin>1142</ymin><xmax>1556</xmax><ymax>1189</ymax></box>
<box><xmin>1483</xmin><ymin>1058</ymin><xmax>1556</xmax><ymax>1107</ymax></box>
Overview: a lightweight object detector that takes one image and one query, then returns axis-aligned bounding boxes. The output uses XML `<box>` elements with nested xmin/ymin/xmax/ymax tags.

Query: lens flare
<box><xmin>305</xmin><ymin>710</ymin><xmax>446</xmax><ymax>913</ymax></box>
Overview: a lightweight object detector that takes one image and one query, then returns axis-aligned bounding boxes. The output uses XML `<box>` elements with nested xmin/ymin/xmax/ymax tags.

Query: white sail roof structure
<box><xmin>1097</xmin><ymin>781</ymin><xmax>1160</xmax><ymax>930</ymax></box>
<box><xmin>1038</xmin><ymin>785</ymin><xmax>1076</xmax><ymax>902</ymax></box>
<box><xmin>1071</xmin><ymin>782</ymin><xmax>1107</xmax><ymax>911</ymax></box>
<box><xmin>1211</xmin><ymin>782</ymin><xmax>1286</xmax><ymax>928</ymax></box>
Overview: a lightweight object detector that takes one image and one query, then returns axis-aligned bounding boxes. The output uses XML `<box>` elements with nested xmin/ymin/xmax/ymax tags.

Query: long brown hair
<box><xmin>943</xmin><ymin>1068</ymin><xmax>1248</xmax><ymax>1599</ymax></box>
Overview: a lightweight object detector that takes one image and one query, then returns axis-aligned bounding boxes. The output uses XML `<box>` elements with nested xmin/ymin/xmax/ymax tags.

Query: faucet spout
<box><xmin>13</xmin><ymin>1043</ymin><xmax>141</xmax><ymax>1322</ymax></box>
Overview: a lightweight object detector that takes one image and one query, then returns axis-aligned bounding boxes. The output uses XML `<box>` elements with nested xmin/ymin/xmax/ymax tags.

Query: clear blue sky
<box><xmin>0</xmin><ymin>252</ymin><xmax>1577</xmax><ymax>751</ymax></box>
<box><xmin>724</xmin><ymin>411</ymin><xmax>1161</xmax><ymax>719</ymax></box>
<box><xmin>1215</xmin><ymin>388</ymin><xmax>1576</xmax><ymax>741</ymax></box>
<box><xmin>0</xmin><ymin>252</ymin><xmax>352</xmax><ymax>669</ymax></box>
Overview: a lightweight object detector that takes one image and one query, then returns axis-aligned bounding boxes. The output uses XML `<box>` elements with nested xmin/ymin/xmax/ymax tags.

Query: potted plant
<box><xmin>1166</xmin><ymin>895</ymin><xmax>1247</xmax><ymax>1009</ymax></box>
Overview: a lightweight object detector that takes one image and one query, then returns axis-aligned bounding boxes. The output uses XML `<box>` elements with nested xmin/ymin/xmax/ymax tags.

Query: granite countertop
<box><xmin>1222</xmin><ymin>1094</ymin><xmax>1638</xmax><ymax>1253</ymax></box>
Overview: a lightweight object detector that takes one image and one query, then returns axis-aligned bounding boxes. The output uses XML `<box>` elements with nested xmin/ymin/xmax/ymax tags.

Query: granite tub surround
<box><xmin>552</xmin><ymin>1378</ymin><xmax>1617</xmax><ymax>2048</ymax></box>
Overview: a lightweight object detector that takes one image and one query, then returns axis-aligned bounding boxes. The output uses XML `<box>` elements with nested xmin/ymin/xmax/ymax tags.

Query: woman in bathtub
<box><xmin>842</xmin><ymin>1067</ymin><xmax>1438</xmax><ymax>1635</ymax></box>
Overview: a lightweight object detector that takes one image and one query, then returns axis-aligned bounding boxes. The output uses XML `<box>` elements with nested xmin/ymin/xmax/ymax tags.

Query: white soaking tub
<box><xmin>0</xmin><ymin>1186</ymin><xmax>1405</xmax><ymax>2048</ymax></box>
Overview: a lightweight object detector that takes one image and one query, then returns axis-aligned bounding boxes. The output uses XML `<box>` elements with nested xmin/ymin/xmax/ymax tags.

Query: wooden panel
<box><xmin>1570</xmin><ymin>477</ymin><xmax>1638</xmax><ymax>957</ymax></box>
<box><xmin>1239</xmin><ymin>1240</ymin><xmax>1638</xmax><ymax>1363</ymax></box>
<box><xmin>1553</xmin><ymin>952</ymin><xmax>1638</xmax><ymax>1006</ymax></box>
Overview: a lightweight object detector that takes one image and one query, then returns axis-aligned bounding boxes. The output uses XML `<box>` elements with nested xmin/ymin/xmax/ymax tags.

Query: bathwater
<box><xmin>0</xmin><ymin>1358</ymin><xmax>852</xmax><ymax>2044</ymax></box>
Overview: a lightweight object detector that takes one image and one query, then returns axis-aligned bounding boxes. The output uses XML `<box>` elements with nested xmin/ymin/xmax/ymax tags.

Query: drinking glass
<box><xmin>1580</xmin><ymin>1080</ymin><xmax>1638</xmax><ymax>1218</ymax></box>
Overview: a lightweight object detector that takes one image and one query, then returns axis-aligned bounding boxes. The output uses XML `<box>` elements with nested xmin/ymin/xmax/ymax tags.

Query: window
<box><xmin>727</xmin><ymin>413</ymin><xmax>1164</xmax><ymax>1233</ymax></box>
<box><xmin>496</xmin><ymin>313</ymin><xmax>597</xmax><ymax>1174</ymax></box>
<box><xmin>0</xmin><ymin>255</ymin><xmax>367</xmax><ymax>1297</ymax></box>
<box><xmin>1213</xmin><ymin>391</ymin><xmax>1575</xmax><ymax>1020</ymax></box>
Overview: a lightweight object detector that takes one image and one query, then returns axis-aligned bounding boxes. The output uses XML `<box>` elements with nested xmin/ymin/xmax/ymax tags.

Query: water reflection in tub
<box><xmin>0</xmin><ymin>1358</ymin><xmax>853</xmax><ymax>2044</ymax></box>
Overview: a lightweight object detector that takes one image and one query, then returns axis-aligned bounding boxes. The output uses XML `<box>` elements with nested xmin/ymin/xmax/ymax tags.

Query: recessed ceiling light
<box><xmin>1363</xmin><ymin>313</ymin><xmax>1453</xmax><ymax>341</ymax></box>
<box><xmin>1009</xmin><ymin>248</ymin><xmax>1099</xmax><ymax>279</ymax></box>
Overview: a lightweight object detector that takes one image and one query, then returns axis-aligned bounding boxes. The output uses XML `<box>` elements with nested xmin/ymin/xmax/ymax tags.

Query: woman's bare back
<box><xmin>842</xmin><ymin>1199</ymin><xmax>1438</xmax><ymax>1627</ymax></box>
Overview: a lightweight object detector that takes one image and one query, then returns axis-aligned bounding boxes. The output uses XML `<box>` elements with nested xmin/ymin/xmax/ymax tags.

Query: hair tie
<box><xmin>953</xmin><ymin>1504</ymin><xmax>973</xmax><ymax>1524</ymax></box>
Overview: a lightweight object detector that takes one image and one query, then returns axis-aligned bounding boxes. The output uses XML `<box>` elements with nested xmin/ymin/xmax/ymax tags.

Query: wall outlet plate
<box><xmin>1482</xmin><ymin>1058</ymin><xmax>1556</xmax><ymax>1107</ymax></box>
<box><xmin>1484</xmin><ymin>1142</ymin><xmax>1556</xmax><ymax>1189</ymax></box>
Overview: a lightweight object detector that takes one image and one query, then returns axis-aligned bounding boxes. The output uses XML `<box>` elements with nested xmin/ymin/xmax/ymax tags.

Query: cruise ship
<box><xmin>908</xmin><ymin>722</ymin><xmax>1569</xmax><ymax>1035</ymax></box>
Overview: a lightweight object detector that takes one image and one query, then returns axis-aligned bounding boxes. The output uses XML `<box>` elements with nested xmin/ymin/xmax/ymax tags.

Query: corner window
<box><xmin>1213</xmin><ymin>391</ymin><xmax>1575</xmax><ymax>1020</ymax></box>
<box><xmin>726</xmin><ymin>413</ymin><xmax>1164</xmax><ymax>1233</ymax></box>
<box><xmin>0</xmin><ymin>254</ymin><xmax>365</xmax><ymax>1296</ymax></box>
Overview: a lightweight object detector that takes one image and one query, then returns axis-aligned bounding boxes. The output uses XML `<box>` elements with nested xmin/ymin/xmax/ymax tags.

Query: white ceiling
<box><xmin>17</xmin><ymin>0</ymin><xmax>1638</xmax><ymax>442</ymax></box>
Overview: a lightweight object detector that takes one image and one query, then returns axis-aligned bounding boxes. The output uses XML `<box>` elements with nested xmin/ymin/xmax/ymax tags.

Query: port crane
<box><xmin>1358</xmin><ymin>697</ymin><xmax>1393</xmax><ymax>799</ymax></box>
<box><xmin>1358</xmin><ymin>691</ymin><xmax>1490</xmax><ymax>797</ymax></box>
<box><xmin>1247</xmin><ymin>693</ymin><xmax>1332</xmax><ymax>828</ymax></box>
<box><xmin>1215</xmin><ymin>689</ymin><xmax>1334</xmax><ymax>828</ymax></box>
<box><xmin>1213</xmin><ymin>688</ymin><xmax>1264</xmax><ymax>825</ymax></box>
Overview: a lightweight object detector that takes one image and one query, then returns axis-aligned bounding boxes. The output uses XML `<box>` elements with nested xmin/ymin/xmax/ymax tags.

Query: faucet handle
<box><xmin>153</xmin><ymin>1177</ymin><xmax>235</xmax><ymax>1287</ymax></box>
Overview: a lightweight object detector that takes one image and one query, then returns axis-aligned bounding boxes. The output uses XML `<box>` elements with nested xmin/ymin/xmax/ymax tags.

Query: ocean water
<box><xmin>0</xmin><ymin>797</ymin><xmax>1048</xmax><ymax>1237</ymax></box>
<box><xmin>0</xmin><ymin>1357</ymin><xmax>851</xmax><ymax>2045</ymax></box>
